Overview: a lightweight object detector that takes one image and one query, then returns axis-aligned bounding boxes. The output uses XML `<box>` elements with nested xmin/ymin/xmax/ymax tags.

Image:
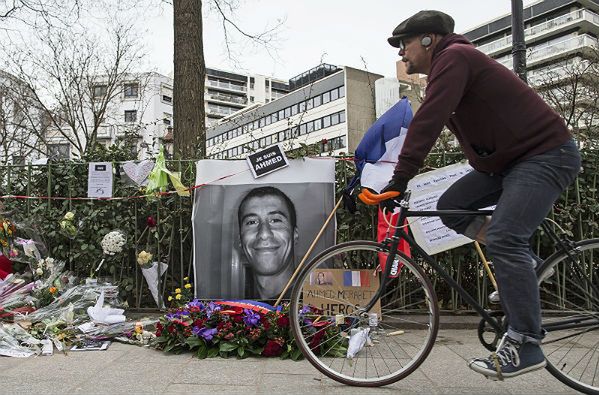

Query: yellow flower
<box><xmin>136</xmin><ymin>251</ymin><xmax>153</xmax><ymax>266</ymax></box>
<box><xmin>175</xmin><ymin>288</ymin><xmax>181</xmax><ymax>294</ymax></box>
<box><xmin>175</xmin><ymin>294</ymin><xmax>182</xmax><ymax>300</ymax></box>
<box><xmin>168</xmin><ymin>296</ymin><xmax>173</xmax><ymax>301</ymax></box>
<box><xmin>49</xmin><ymin>286</ymin><xmax>58</xmax><ymax>294</ymax></box>
<box><xmin>183</xmin><ymin>277</ymin><xmax>189</xmax><ymax>281</ymax></box>
<box><xmin>184</xmin><ymin>283</ymin><xmax>192</xmax><ymax>289</ymax></box>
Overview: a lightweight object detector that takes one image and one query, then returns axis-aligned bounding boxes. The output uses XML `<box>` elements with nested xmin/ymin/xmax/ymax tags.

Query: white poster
<box><xmin>407</xmin><ymin>162</ymin><xmax>475</xmax><ymax>255</ymax></box>
<box><xmin>87</xmin><ymin>162</ymin><xmax>113</xmax><ymax>198</ymax></box>
<box><xmin>192</xmin><ymin>158</ymin><xmax>336</xmax><ymax>300</ymax></box>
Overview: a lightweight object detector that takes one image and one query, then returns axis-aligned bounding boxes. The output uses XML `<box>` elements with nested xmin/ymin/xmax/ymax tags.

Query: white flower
<box><xmin>64</xmin><ymin>212</ymin><xmax>75</xmax><ymax>221</ymax></box>
<box><xmin>35</xmin><ymin>267</ymin><xmax>44</xmax><ymax>276</ymax></box>
<box><xmin>101</xmin><ymin>231</ymin><xmax>126</xmax><ymax>255</ymax></box>
<box><xmin>45</xmin><ymin>257</ymin><xmax>55</xmax><ymax>268</ymax></box>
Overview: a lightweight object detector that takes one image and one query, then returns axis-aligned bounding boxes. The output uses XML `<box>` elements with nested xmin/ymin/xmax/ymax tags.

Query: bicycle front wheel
<box><xmin>290</xmin><ymin>241</ymin><xmax>439</xmax><ymax>387</ymax></box>
<box><xmin>539</xmin><ymin>238</ymin><xmax>599</xmax><ymax>394</ymax></box>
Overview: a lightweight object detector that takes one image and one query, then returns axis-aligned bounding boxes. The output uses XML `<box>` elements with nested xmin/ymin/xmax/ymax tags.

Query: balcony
<box><xmin>527</xmin><ymin>57</ymin><xmax>590</xmax><ymax>85</ymax></box>
<box><xmin>206</xmin><ymin>103</ymin><xmax>239</xmax><ymax>117</ymax></box>
<box><xmin>206</xmin><ymin>79</ymin><xmax>247</xmax><ymax>93</ymax></box>
<box><xmin>496</xmin><ymin>34</ymin><xmax>598</xmax><ymax>70</ymax></box>
<box><xmin>477</xmin><ymin>9</ymin><xmax>599</xmax><ymax>57</ymax></box>
<box><xmin>205</xmin><ymin>92</ymin><xmax>248</xmax><ymax>106</ymax></box>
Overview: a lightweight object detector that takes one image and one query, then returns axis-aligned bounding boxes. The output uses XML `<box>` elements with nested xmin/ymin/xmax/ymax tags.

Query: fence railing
<box><xmin>0</xmin><ymin>150</ymin><xmax>597</xmax><ymax>311</ymax></box>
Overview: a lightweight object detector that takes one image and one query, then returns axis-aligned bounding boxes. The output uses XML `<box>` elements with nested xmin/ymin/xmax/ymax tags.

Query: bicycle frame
<box><xmin>364</xmin><ymin>190</ymin><xmax>582</xmax><ymax>335</ymax></box>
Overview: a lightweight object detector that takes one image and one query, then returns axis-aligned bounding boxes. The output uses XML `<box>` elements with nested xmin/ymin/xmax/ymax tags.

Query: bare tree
<box><xmin>2</xmin><ymin>22</ymin><xmax>146</xmax><ymax>159</ymax></box>
<box><xmin>172</xmin><ymin>0</ymin><xmax>284</xmax><ymax>159</ymax></box>
<box><xmin>533</xmin><ymin>48</ymin><xmax>599</xmax><ymax>150</ymax></box>
<box><xmin>0</xmin><ymin>70</ymin><xmax>47</xmax><ymax>164</ymax></box>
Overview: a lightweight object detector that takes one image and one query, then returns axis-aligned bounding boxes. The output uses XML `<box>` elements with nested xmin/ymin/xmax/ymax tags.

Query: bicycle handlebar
<box><xmin>357</xmin><ymin>188</ymin><xmax>401</xmax><ymax>205</ymax></box>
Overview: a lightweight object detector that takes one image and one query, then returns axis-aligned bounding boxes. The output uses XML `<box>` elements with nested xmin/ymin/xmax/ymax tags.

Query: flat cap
<box><xmin>388</xmin><ymin>10</ymin><xmax>455</xmax><ymax>47</ymax></box>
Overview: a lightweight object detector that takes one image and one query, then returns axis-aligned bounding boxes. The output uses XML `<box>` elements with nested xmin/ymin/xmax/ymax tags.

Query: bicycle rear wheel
<box><xmin>539</xmin><ymin>238</ymin><xmax>599</xmax><ymax>394</ymax></box>
<box><xmin>290</xmin><ymin>241</ymin><xmax>439</xmax><ymax>387</ymax></box>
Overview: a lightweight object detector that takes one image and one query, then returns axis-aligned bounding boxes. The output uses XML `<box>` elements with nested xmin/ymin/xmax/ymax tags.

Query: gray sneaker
<box><xmin>468</xmin><ymin>335</ymin><xmax>546</xmax><ymax>380</ymax></box>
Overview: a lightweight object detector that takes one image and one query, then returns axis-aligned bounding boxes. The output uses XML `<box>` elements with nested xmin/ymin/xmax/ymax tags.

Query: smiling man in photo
<box><xmin>237</xmin><ymin>186</ymin><xmax>299</xmax><ymax>299</ymax></box>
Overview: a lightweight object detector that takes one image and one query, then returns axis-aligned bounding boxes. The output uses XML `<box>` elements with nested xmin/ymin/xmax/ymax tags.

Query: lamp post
<box><xmin>511</xmin><ymin>0</ymin><xmax>528</xmax><ymax>83</ymax></box>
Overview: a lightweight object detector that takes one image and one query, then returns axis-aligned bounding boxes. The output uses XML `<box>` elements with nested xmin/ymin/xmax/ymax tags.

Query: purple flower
<box><xmin>300</xmin><ymin>305</ymin><xmax>311</xmax><ymax>315</ymax></box>
<box><xmin>193</xmin><ymin>326</ymin><xmax>217</xmax><ymax>341</ymax></box>
<box><xmin>206</xmin><ymin>302</ymin><xmax>221</xmax><ymax>318</ymax></box>
<box><xmin>243</xmin><ymin>309</ymin><xmax>261</xmax><ymax>327</ymax></box>
<box><xmin>188</xmin><ymin>299</ymin><xmax>204</xmax><ymax>310</ymax></box>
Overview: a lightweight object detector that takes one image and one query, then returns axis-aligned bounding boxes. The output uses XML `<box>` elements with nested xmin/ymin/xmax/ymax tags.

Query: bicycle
<box><xmin>289</xmin><ymin>189</ymin><xmax>599</xmax><ymax>394</ymax></box>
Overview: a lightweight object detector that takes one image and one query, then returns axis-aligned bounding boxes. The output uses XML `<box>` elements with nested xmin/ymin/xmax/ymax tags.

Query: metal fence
<box><xmin>0</xmin><ymin>151</ymin><xmax>597</xmax><ymax>310</ymax></box>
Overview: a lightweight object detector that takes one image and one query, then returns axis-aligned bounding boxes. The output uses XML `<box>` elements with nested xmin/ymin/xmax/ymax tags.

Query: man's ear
<box><xmin>293</xmin><ymin>227</ymin><xmax>299</xmax><ymax>244</ymax></box>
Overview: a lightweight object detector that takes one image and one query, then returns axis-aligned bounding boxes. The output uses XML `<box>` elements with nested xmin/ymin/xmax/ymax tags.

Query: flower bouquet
<box><xmin>0</xmin><ymin>217</ymin><xmax>18</xmax><ymax>257</ymax></box>
<box><xmin>137</xmin><ymin>250</ymin><xmax>167</xmax><ymax>308</ymax></box>
<box><xmin>59</xmin><ymin>212</ymin><xmax>78</xmax><ymax>239</ymax></box>
<box><xmin>93</xmin><ymin>230</ymin><xmax>126</xmax><ymax>277</ymax></box>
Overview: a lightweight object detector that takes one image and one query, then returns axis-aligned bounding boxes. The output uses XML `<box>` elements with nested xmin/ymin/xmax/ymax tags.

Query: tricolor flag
<box><xmin>343</xmin><ymin>271</ymin><xmax>370</xmax><ymax>287</ymax></box>
<box><xmin>347</xmin><ymin>97</ymin><xmax>414</xmax><ymax>277</ymax></box>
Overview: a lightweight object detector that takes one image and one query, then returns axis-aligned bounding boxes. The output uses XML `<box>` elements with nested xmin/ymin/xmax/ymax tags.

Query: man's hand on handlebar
<box><xmin>357</xmin><ymin>177</ymin><xmax>407</xmax><ymax>212</ymax></box>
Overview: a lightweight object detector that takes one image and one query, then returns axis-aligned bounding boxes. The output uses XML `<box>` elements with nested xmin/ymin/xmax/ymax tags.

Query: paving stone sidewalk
<box><xmin>0</xmin><ymin>329</ymin><xmax>578</xmax><ymax>394</ymax></box>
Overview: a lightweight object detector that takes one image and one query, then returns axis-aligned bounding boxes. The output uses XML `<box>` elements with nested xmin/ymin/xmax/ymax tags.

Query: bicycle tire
<box><xmin>538</xmin><ymin>238</ymin><xmax>599</xmax><ymax>395</ymax></box>
<box><xmin>290</xmin><ymin>240</ymin><xmax>439</xmax><ymax>387</ymax></box>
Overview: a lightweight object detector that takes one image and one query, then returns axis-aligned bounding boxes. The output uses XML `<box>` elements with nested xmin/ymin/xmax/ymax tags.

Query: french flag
<box><xmin>343</xmin><ymin>271</ymin><xmax>370</xmax><ymax>287</ymax></box>
<box><xmin>347</xmin><ymin>97</ymin><xmax>413</xmax><ymax>276</ymax></box>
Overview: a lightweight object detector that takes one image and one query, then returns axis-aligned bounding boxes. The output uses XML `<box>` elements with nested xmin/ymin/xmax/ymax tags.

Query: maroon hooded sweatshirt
<box><xmin>393</xmin><ymin>33</ymin><xmax>571</xmax><ymax>181</ymax></box>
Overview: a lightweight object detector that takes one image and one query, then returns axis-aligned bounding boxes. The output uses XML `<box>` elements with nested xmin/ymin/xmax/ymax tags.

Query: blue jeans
<box><xmin>437</xmin><ymin>138</ymin><xmax>581</xmax><ymax>342</ymax></box>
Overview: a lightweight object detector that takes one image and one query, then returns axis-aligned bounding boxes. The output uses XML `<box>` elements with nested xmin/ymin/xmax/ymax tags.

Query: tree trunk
<box><xmin>173</xmin><ymin>0</ymin><xmax>206</xmax><ymax>159</ymax></box>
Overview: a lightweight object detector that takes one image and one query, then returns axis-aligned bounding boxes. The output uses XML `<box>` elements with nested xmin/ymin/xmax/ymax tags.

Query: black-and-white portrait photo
<box><xmin>192</xmin><ymin>158</ymin><xmax>336</xmax><ymax>300</ymax></box>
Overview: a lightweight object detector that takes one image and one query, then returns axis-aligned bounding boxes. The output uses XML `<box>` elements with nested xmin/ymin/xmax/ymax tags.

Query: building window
<box><xmin>331</xmin><ymin>112</ymin><xmax>340</xmax><ymax>125</ymax></box>
<box><xmin>93</xmin><ymin>85</ymin><xmax>107</xmax><ymax>99</ymax></box>
<box><xmin>124</xmin><ymin>110</ymin><xmax>137</xmax><ymax>123</ymax></box>
<box><xmin>339</xmin><ymin>86</ymin><xmax>346</xmax><ymax>98</ymax></box>
<box><xmin>322</xmin><ymin>91</ymin><xmax>331</xmax><ymax>104</ymax></box>
<box><xmin>323</xmin><ymin>116</ymin><xmax>331</xmax><ymax>128</ymax></box>
<box><xmin>48</xmin><ymin>143</ymin><xmax>70</xmax><ymax>159</ymax></box>
<box><xmin>163</xmin><ymin>112</ymin><xmax>172</xmax><ymax>125</ymax></box>
<box><xmin>331</xmin><ymin>88</ymin><xmax>339</xmax><ymax>101</ymax></box>
<box><xmin>124</xmin><ymin>82</ymin><xmax>139</xmax><ymax>98</ymax></box>
<box><xmin>162</xmin><ymin>95</ymin><xmax>172</xmax><ymax>103</ymax></box>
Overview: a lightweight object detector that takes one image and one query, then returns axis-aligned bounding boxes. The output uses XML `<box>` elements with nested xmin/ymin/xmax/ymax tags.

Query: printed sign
<box><xmin>407</xmin><ymin>162</ymin><xmax>475</xmax><ymax>255</ymax></box>
<box><xmin>246</xmin><ymin>144</ymin><xmax>289</xmax><ymax>178</ymax></box>
<box><xmin>87</xmin><ymin>162</ymin><xmax>113</xmax><ymax>198</ymax></box>
<box><xmin>302</xmin><ymin>269</ymin><xmax>382</xmax><ymax>317</ymax></box>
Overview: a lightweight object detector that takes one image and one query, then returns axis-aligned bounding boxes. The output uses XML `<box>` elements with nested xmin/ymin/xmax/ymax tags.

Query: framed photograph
<box><xmin>192</xmin><ymin>158</ymin><xmax>336</xmax><ymax>301</ymax></box>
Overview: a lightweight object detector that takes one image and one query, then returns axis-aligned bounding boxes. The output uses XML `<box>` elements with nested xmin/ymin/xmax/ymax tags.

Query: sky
<box><xmin>142</xmin><ymin>0</ymin><xmax>538</xmax><ymax>80</ymax></box>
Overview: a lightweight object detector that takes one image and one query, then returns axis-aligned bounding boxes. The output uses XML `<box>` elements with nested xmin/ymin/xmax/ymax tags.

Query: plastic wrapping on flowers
<box><xmin>154</xmin><ymin>301</ymin><xmax>347</xmax><ymax>360</ymax></box>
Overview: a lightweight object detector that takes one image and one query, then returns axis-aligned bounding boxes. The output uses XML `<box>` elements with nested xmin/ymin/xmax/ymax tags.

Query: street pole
<box><xmin>511</xmin><ymin>0</ymin><xmax>528</xmax><ymax>83</ymax></box>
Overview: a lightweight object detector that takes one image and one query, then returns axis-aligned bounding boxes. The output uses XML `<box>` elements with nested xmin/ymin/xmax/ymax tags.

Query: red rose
<box><xmin>276</xmin><ymin>315</ymin><xmax>289</xmax><ymax>328</ymax></box>
<box><xmin>309</xmin><ymin>330</ymin><xmax>325</xmax><ymax>354</ymax></box>
<box><xmin>262</xmin><ymin>339</ymin><xmax>283</xmax><ymax>357</ymax></box>
<box><xmin>233</xmin><ymin>315</ymin><xmax>243</xmax><ymax>323</ymax></box>
<box><xmin>217</xmin><ymin>322</ymin><xmax>225</xmax><ymax>330</ymax></box>
<box><xmin>167</xmin><ymin>324</ymin><xmax>176</xmax><ymax>334</ymax></box>
<box><xmin>147</xmin><ymin>216</ymin><xmax>157</xmax><ymax>228</ymax></box>
<box><xmin>193</xmin><ymin>319</ymin><xmax>205</xmax><ymax>328</ymax></box>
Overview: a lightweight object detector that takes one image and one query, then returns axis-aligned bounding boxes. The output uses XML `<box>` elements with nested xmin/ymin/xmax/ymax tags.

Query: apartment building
<box><xmin>205</xmin><ymin>64</ymin><xmax>384</xmax><ymax>158</ymax></box>
<box><xmin>463</xmin><ymin>0</ymin><xmax>599</xmax><ymax>84</ymax></box>
<box><xmin>44</xmin><ymin>72</ymin><xmax>174</xmax><ymax>160</ymax></box>
<box><xmin>205</xmin><ymin>68</ymin><xmax>290</xmax><ymax>127</ymax></box>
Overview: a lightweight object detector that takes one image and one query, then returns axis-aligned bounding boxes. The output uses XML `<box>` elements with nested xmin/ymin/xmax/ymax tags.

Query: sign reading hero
<box><xmin>246</xmin><ymin>144</ymin><xmax>289</xmax><ymax>178</ymax></box>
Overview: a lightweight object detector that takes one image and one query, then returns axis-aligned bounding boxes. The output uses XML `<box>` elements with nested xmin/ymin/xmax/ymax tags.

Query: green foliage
<box><xmin>0</xmin><ymin>156</ymin><xmax>196</xmax><ymax>307</ymax></box>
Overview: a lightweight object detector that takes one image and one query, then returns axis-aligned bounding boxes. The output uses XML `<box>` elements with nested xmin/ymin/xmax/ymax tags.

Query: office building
<box><xmin>206</xmin><ymin>64</ymin><xmax>384</xmax><ymax>158</ymax></box>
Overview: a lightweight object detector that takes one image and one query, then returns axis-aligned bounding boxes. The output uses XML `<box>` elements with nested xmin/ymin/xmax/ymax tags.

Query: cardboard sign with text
<box><xmin>302</xmin><ymin>268</ymin><xmax>382</xmax><ymax>318</ymax></box>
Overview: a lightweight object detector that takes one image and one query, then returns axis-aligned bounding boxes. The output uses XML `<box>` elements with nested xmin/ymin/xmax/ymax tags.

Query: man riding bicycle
<box><xmin>380</xmin><ymin>10</ymin><xmax>581</xmax><ymax>379</ymax></box>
